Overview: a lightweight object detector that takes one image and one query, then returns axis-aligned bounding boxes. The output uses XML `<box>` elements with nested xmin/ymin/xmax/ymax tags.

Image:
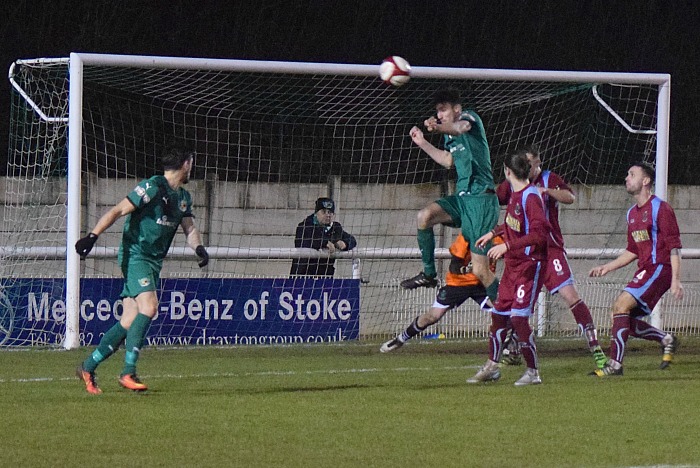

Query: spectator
<box><xmin>290</xmin><ymin>197</ymin><xmax>356</xmax><ymax>277</ymax></box>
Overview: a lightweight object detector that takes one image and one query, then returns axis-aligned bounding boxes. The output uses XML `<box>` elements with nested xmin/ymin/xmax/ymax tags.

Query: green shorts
<box><xmin>436</xmin><ymin>192</ymin><xmax>499</xmax><ymax>256</ymax></box>
<box><xmin>120</xmin><ymin>257</ymin><xmax>161</xmax><ymax>298</ymax></box>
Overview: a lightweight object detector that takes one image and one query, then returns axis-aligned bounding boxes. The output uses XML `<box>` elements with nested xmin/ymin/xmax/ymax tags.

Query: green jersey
<box><xmin>119</xmin><ymin>175</ymin><xmax>193</xmax><ymax>266</ymax></box>
<box><xmin>443</xmin><ymin>110</ymin><xmax>495</xmax><ymax>194</ymax></box>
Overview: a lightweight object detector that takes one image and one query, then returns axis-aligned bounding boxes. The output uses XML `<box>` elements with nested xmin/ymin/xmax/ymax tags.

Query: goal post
<box><xmin>5</xmin><ymin>53</ymin><xmax>686</xmax><ymax>349</ymax></box>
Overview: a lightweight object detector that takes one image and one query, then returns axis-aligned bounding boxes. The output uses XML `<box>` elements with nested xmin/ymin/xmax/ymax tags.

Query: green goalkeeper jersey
<box><xmin>118</xmin><ymin>175</ymin><xmax>193</xmax><ymax>266</ymax></box>
<box><xmin>443</xmin><ymin>110</ymin><xmax>495</xmax><ymax>195</ymax></box>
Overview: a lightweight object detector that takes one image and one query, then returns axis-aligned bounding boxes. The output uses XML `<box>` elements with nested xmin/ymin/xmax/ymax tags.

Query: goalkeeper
<box><xmin>381</xmin><ymin>233</ymin><xmax>506</xmax><ymax>353</ymax></box>
<box><xmin>290</xmin><ymin>197</ymin><xmax>356</xmax><ymax>277</ymax></box>
<box><xmin>74</xmin><ymin>146</ymin><xmax>209</xmax><ymax>394</ymax></box>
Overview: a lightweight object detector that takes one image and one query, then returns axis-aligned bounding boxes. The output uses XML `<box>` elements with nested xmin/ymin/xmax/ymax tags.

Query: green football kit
<box><xmin>119</xmin><ymin>175</ymin><xmax>193</xmax><ymax>298</ymax></box>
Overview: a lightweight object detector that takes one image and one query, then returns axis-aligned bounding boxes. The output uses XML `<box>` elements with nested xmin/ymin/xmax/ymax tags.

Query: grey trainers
<box><xmin>466</xmin><ymin>360</ymin><xmax>501</xmax><ymax>383</ymax></box>
<box><xmin>514</xmin><ymin>368</ymin><xmax>542</xmax><ymax>386</ymax></box>
<box><xmin>660</xmin><ymin>334</ymin><xmax>679</xmax><ymax>369</ymax></box>
<box><xmin>380</xmin><ymin>338</ymin><xmax>404</xmax><ymax>353</ymax></box>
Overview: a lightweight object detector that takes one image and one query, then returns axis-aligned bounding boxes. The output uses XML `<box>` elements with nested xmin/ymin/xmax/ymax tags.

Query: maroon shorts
<box><xmin>624</xmin><ymin>263</ymin><xmax>672</xmax><ymax>315</ymax></box>
<box><xmin>494</xmin><ymin>258</ymin><xmax>545</xmax><ymax>317</ymax></box>
<box><xmin>543</xmin><ymin>244</ymin><xmax>575</xmax><ymax>294</ymax></box>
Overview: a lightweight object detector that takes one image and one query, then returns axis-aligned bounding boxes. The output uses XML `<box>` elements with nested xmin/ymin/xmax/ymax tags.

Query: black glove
<box><xmin>329</xmin><ymin>223</ymin><xmax>343</xmax><ymax>243</ymax></box>
<box><xmin>195</xmin><ymin>245</ymin><xmax>209</xmax><ymax>268</ymax></box>
<box><xmin>75</xmin><ymin>233</ymin><xmax>98</xmax><ymax>259</ymax></box>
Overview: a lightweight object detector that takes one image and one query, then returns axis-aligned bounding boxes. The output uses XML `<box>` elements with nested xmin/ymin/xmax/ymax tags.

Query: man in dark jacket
<box><xmin>290</xmin><ymin>197</ymin><xmax>357</xmax><ymax>277</ymax></box>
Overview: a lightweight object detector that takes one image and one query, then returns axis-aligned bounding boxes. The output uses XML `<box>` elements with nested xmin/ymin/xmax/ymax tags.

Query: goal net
<box><xmin>4</xmin><ymin>53</ymin><xmax>688</xmax><ymax>348</ymax></box>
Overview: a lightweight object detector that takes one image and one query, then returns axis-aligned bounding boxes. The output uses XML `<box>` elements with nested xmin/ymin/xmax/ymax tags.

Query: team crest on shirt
<box><xmin>505</xmin><ymin>213</ymin><xmax>521</xmax><ymax>232</ymax></box>
<box><xmin>642</xmin><ymin>210</ymin><xmax>649</xmax><ymax>223</ymax></box>
<box><xmin>180</xmin><ymin>200</ymin><xmax>188</xmax><ymax>212</ymax></box>
<box><xmin>514</xmin><ymin>203</ymin><xmax>522</xmax><ymax>215</ymax></box>
<box><xmin>139</xmin><ymin>277</ymin><xmax>151</xmax><ymax>287</ymax></box>
<box><xmin>631</xmin><ymin>230</ymin><xmax>650</xmax><ymax>242</ymax></box>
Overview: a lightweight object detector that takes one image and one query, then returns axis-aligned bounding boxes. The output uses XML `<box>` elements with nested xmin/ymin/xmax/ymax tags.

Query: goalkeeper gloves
<box><xmin>195</xmin><ymin>245</ymin><xmax>209</xmax><ymax>268</ymax></box>
<box><xmin>75</xmin><ymin>233</ymin><xmax>98</xmax><ymax>259</ymax></box>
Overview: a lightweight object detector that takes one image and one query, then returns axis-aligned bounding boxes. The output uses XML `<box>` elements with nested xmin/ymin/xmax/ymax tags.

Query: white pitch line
<box><xmin>0</xmin><ymin>364</ymin><xmax>477</xmax><ymax>385</ymax></box>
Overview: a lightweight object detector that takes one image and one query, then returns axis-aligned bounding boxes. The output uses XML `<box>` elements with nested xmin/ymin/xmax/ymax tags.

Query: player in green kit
<box><xmin>401</xmin><ymin>89</ymin><xmax>500</xmax><ymax>305</ymax></box>
<box><xmin>74</xmin><ymin>146</ymin><xmax>209</xmax><ymax>394</ymax></box>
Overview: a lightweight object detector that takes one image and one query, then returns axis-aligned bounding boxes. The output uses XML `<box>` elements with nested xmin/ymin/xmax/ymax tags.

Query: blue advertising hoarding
<box><xmin>0</xmin><ymin>278</ymin><xmax>360</xmax><ymax>346</ymax></box>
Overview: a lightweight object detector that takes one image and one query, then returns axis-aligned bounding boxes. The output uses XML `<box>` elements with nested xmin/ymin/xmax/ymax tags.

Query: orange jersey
<box><xmin>445</xmin><ymin>234</ymin><xmax>503</xmax><ymax>287</ymax></box>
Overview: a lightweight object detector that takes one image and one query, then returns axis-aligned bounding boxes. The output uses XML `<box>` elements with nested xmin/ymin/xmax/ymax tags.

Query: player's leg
<box><xmin>117</xmin><ymin>262</ymin><xmax>159</xmax><ymax>391</ymax></box>
<box><xmin>556</xmin><ymin>285</ymin><xmax>606</xmax><ymax>369</ymax></box>
<box><xmin>500</xmin><ymin>320</ymin><xmax>522</xmax><ymax>366</ymax></box>
<box><xmin>380</xmin><ymin>304</ymin><xmax>449</xmax><ymax>352</ymax></box>
<box><xmin>77</xmin><ymin>308</ymin><xmax>130</xmax><ymax>395</ymax></box>
<box><xmin>118</xmin><ymin>291</ymin><xmax>157</xmax><ymax>391</ymax></box>
<box><xmin>466</xmin><ymin>311</ymin><xmax>506</xmax><ymax>383</ymax></box>
<box><xmin>76</xmin><ymin>280</ymin><xmax>132</xmax><ymax>395</ymax></box>
<box><xmin>381</xmin><ymin>285</ymin><xmax>476</xmax><ymax>352</ymax></box>
<box><xmin>461</xmin><ymin>193</ymin><xmax>500</xmax><ymax>302</ymax></box>
<box><xmin>509</xmin><ymin>261</ymin><xmax>544</xmax><ymax>386</ymax></box>
<box><xmin>401</xmin><ymin>201</ymin><xmax>453</xmax><ymax>289</ymax></box>
<box><xmin>511</xmin><ymin>315</ymin><xmax>542</xmax><ymax>386</ymax></box>
<box><xmin>545</xmin><ymin>247</ymin><xmax>606</xmax><ymax>368</ymax></box>
<box><xmin>623</xmin><ymin>264</ymin><xmax>678</xmax><ymax>368</ymax></box>
<box><xmin>592</xmin><ymin>291</ymin><xmax>635</xmax><ymax>377</ymax></box>
<box><xmin>467</xmin><ymin>272</ymin><xmax>514</xmax><ymax>384</ymax></box>
<box><xmin>628</xmin><ymin>312</ymin><xmax>679</xmax><ymax>369</ymax></box>
<box><xmin>625</xmin><ymin>264</ymin><xmax>678</xmax><ymax>369</ymax></box>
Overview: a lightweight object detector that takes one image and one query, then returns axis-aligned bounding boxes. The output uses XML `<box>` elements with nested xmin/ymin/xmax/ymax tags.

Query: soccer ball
<box><xmin>379</xmin><ymin>56</ymin><xmax>411</xmax><ymax>87</ymax></box>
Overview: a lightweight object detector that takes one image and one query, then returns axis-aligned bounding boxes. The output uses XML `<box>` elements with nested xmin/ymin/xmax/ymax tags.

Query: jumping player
<box><xmin>496</xmin><ymin>146</ymin><xmax>607</xmax><ymax>369</ymax></box>
<box><xmin>400</xmin><ymin>89</ymin><xmax>500</xmax><ymax>308</ymax></box>
<box><xmin>380</xmin><ymin>233</ymin><xmax>503</xmax><ymax>353</ymax></box>
<box><xmin>469</xmin><ymin>149</ymin><xmax>550</xmax><ymax>386</ymax></box>
<box><xmin>589</xmin><ymin>162</ymin><xmax>682</xmax><ymax>377</ymax></box>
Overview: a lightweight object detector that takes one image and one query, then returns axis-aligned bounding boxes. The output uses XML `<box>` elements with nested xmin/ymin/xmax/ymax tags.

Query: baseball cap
<box><xmin>314</xmin><ymin>197</ymin><xmax>335</xmax><ymax>213</ymax></box>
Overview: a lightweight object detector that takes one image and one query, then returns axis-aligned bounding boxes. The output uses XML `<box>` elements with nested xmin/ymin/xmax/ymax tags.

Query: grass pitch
<box><xmin>2</xmin><ymin>338</ymin><xmax>700</xmax><ymax>467</ymax></box>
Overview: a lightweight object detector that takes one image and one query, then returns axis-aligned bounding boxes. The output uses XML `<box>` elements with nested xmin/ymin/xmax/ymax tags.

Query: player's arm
<box><xmin>92</xmin><ymin>198</ymin><xmax>136</xmax><ymax>236</ymax></box>
<box><xmin>588</xmin><ymin>250</ymin><xmax>637</xmax><ymax>277</ymax></box>
<box><xmin>475</xmin><ymin>224</ymin><xmax>504</xmax><ymax>249</ymax></box>
<box><xmin>432</xmin><ymin>116</ymin><xmax>473</xmax><ymax>136</ymax></box>
<box><xmin>75</xmin><ymin>198</ymin><xmax>136</xmax><ymax>258</ymax></box>
<box><xmin>540</xmin><ymin>173</ymin><xmax>575</xmax><ymax>204</ymax></box>
<box><xmin>670</xmin><ymin>249</ymin><xmax>683</xmax><ymax>299</ymax></box>
<box><xmin>496</xmin><ymin>180</ymin><xmax>510</xmax><ymax>205</ymax></box>
<box><xmin>659</xmin><ymin>204</ymin><xmax>683</xmax><ymax>299</ymax></box>
<box><xmin>541</xmin><ymin>186</ymin><xmax>575</xmax><ymax>204</ymax></box>
<box><xmin>409</xmin><ymin>126</ymin><xmax>453</xmax><ymax>168</ymax></box>
<box><xmin>181</xmin><ymin>216</ymin><xmax>209</xmax><ymax>267</ymax></box>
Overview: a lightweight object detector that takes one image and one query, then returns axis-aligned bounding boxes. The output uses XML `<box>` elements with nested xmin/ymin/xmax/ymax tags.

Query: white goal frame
<box><xmin>10</xmin><ymin>52</ymin><xmax>673</xmax><ymax>348</ymax></box>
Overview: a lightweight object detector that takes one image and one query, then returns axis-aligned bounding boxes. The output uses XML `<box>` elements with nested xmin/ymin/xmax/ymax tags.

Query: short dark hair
<box><xmin>505</xmin><ymin>149</ymin><xmax>531</xmax><ymax>180</ymax></box>
<box><xmin>162</xmin><ymin>146</ymin><xmax>194</xmax><ymax>171</ymax></box>
<box><xmin>432</xmin><ymin>88</ymin><xmax>461</xmax><ymax>107</ymax></box>
<box><xmin>632</xmin><ymin>161</ymin><xmax>655</xmax><ymax>182</ymax></box>
<box><xmin>522</xmin><ymin>144</ymin><xmax>540</xmax><ymax>160</ymax></box>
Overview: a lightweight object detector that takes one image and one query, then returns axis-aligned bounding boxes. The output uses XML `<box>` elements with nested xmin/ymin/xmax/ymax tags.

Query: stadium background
<box><xmin>0</xmin><ymin>0</ymin><xmax>699</xmax><ymax>184</ymax></box>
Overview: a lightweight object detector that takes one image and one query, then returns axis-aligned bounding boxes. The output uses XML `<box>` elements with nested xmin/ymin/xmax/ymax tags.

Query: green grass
<box><xmin>2</xmin><ymin>338</ymin><xmax>700</xmax><ymax>467</ymax></box>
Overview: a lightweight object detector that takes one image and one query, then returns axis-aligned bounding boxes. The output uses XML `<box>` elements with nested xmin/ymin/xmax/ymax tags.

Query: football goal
<box><xmin>4</xmin><ymin>53</ymin><xmax>694</xmax><ymax>349</ymax></box>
